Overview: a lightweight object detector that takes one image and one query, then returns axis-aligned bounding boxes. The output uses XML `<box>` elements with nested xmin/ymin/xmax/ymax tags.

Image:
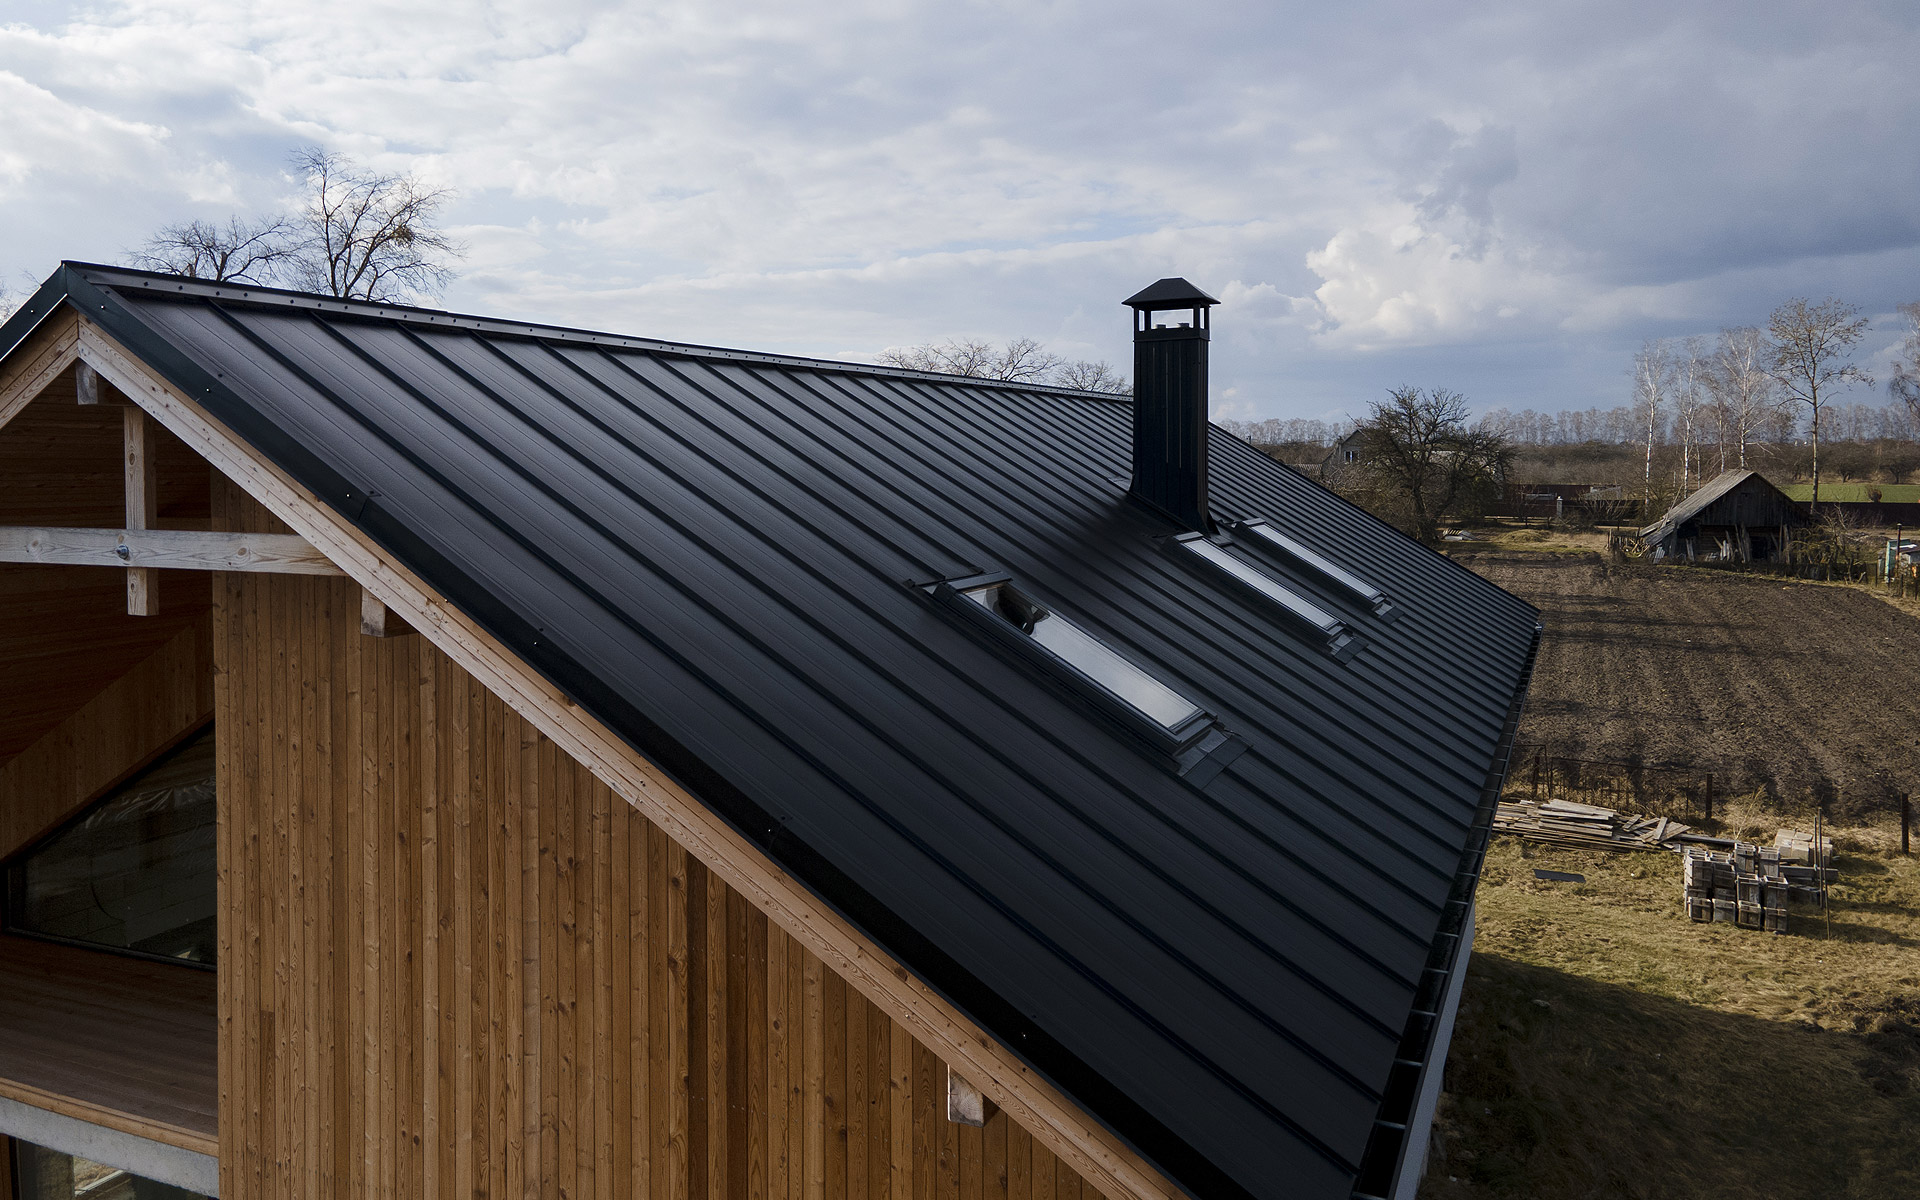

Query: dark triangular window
<box><xmin>4</xmin><ymin>726</ymin><xmax>216</xmax><ymax>967</ymax></box>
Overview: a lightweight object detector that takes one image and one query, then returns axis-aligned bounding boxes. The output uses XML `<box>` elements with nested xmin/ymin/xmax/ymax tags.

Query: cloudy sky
<box><xmin>3</xmin><ymin>0</ymin><xmax>1917</xmax><ymax>421</ymax></box>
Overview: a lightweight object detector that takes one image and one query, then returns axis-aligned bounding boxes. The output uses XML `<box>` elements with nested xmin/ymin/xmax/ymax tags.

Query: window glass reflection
<box><xmin>6</xmin><ymin>727</ymin><xmax>216</xmax><ymax>965</ymax></box>
<box><xmin>961</xmin><ymin>583</ymin><xmax>1202</xmax><ymax>730</ymax></box>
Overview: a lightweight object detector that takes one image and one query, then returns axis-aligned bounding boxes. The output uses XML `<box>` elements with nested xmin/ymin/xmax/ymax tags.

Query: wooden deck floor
<box><xmin>0</xmin><ymin>935</ymin><xmax>216</xmax><ymax>1154</ymax></box>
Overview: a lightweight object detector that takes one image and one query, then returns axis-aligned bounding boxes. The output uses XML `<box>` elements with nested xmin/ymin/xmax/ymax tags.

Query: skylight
<box><xmin>1234</xmin><ymin>518</ymin><xmax>1396</xmax><ymax>618</ymax></box>
<box><xmin>1171</xmin><ymin>533</ymin><xmax>1359</xmax><ymax>659</ymax></box>
<box><xmin>956</xmin><ymin>578</ymin><xmax>1203</xmax><ymax>731</ymax></box>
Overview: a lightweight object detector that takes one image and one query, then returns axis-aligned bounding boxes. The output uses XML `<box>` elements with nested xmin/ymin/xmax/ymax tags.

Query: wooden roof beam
<box><xmin>0</xmin><ymin>527</ymin><xmax>344</xmax><ymax>576</ymax></box>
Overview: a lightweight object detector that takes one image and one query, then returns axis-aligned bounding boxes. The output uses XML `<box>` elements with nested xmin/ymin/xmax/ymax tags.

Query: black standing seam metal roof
<box><xmin>1</xmin><ymin>264</ymin><xmax>1541</xmax><ymax>1200</ymax></box>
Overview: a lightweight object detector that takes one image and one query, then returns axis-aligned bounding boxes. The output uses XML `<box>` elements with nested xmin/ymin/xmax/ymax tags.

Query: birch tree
<box><xmin>1766</xmin><ymin>298</ymin><xmax>1872</xmax><ymax>507</ymax></box>
<box><xmin>1632</xmin><ymin>339</ymin><xmax>1673</xmax><ymax>499</ymax></box>
<box><xmin>1672</xmin><ymin>336</ymin><xmax>1708</xmax><ymax>491</ymax></box>
<box><xmin>1708</xmin><ymin>326</ymin><xmax>1779</xmax><ymax>471</ymax></box>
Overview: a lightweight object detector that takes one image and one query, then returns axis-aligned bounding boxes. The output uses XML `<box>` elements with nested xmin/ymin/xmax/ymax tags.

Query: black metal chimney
<box><xmin>1124</xmin><ymin>277</ymin><xmax>1220</xmax><ymax>532</ymax></box>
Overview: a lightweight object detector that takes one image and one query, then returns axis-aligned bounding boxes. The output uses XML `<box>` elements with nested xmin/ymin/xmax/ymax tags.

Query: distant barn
<box><xmin>1639</xmin><ymin>470</ymin><xmax>1806</xmax><ymax>562</ymax></box>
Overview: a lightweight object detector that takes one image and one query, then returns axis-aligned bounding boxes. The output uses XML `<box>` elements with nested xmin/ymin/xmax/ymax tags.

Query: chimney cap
<box><xmin>1122</xmin><ymin>277</ymin><xmax>1219</xmax><ymax>311</ymax></box>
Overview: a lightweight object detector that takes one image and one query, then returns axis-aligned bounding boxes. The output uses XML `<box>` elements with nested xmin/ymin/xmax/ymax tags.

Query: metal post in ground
<box><xmin>1903</xmin><ymin>793</ymin><xmax>1911</xmax><ymax>856</ymax></box>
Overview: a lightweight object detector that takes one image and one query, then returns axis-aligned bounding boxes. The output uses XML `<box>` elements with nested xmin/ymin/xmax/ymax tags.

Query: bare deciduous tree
<box><xmin>1672</xmin><ymin>335</ymin><xmax>1708</xmax><ymax>491</ymax></box>
<box><xmin>878</xmin><ymin>336</ymin><xmax>1129</xmax><ymax>393</ymax></box>
<box><xmin>1631</xmin><ymin>339</ymin><xmax>1673</xmax><ymax>498</ymax></box>
<box><xmin>1890</xmin><ymin>300</ymin><xmax>1920</xmax><ymax>429</ymax></box>
<box><xmin>880</xmin><ymin>336</ymin><xmax>1061</xmax><ymax>382</ymax></box>
<box><xmin>125</xmin><ymin>148</ymin><xmax>463</xmax><ymax>304</ymax></box>
<box><xmin>284</xmin><ymin>148</ymin><xmax>463</xmax><ymax>301</ymax></box>
<box><xmin>1766</xmin><ymin>297</ymin><xmax>1872</xmax><ymax>506</ymax></box>
<box><xmin>1707</xmin><ymin>326</ymin><xmax>1780</xmax><ymax>471</ymax></box>
<box><xmin>1051</xmin><ymin>358</ymin><xmax>1130</xmax><ymax>394</ymax></box>
<box><xmin>1355</xmin><ymin>386</ymin><xmax>1515</xmax><ymax>544</ymax></box>
<box><xmin>129</xmin><ymin>215</ymin><xmax>295</xmax><ymax>284</ymax></box>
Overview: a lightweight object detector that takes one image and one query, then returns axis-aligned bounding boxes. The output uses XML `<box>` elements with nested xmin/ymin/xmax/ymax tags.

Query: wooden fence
<box><xmin>1508</xmin><ymin>748</ymin><xmax>1717</xmax><ymax>823</ymax></box>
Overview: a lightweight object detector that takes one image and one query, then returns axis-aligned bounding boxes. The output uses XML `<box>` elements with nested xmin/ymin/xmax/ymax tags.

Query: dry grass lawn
<box><xmin>1422</xmin><ymin>834</ymin><xmax>1920</xmax><ymax>1199</ymax></box>
<box><xmin>1417</xmin><ymin>550</ymin><xmax>1920</xmax><ymax>1199</ymax></box>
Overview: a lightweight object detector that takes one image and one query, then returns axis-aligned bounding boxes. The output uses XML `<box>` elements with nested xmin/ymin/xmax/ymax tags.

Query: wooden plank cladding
<box><xmin>213</xmin><ymin>486</ymin><xmax>1105</xmax><ymax>1200</ymax></box>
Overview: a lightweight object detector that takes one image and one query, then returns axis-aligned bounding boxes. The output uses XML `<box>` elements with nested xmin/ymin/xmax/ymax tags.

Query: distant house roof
<box><xmin>1</xmin><ymin>263</ymin><xmax>1541</xmax><ymax>1200</ymax></box>
<box><xmin>1640</xmin><ymin>470</ymin><xmax>1802</xmax><ymax>546</ymax></box>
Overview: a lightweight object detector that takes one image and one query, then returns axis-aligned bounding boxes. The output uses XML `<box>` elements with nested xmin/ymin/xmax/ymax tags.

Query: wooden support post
<box><xmin>124</xmin><ymin>406</ymin><xmax>159</xmax><ymax>615</ymax></box>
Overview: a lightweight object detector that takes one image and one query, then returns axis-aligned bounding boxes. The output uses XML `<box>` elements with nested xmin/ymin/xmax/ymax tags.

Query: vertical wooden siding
<box><xmin>214</xmin><ymin>489</ymin><xmax>1102</xmax><ymax>1200</ymax></box>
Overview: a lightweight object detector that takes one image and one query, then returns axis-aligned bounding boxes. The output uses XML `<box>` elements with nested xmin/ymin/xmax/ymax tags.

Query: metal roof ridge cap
<box><xmin>63</xmin><ymin>261</ymin><xmax>1132</xmax><ymax>402</ymax></box>
<box><xmin>0</xmin><ymin>263</ymin><xmax>86</xmax><ymax>362</ymax></box>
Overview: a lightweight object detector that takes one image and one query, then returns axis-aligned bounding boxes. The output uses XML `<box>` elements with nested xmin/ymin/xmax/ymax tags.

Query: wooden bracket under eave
<box><xmin>947</xmin><ymin>1065</ymin><xmax>997</xmax><ymax>1127</ymax></box>
<box><xmin>361</xmin><ymin>587</ymin><xmax>415</xmax><ymax>638</ymax></box>
<box><xmin>75</xmin><ymin>360</ymin><xmax>132</xmax><ymax>407</ymax></box>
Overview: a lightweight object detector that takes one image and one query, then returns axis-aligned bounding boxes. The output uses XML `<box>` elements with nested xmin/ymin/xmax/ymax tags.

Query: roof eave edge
<box><xmin>1348</xmin><ymin>619</ymin><xmax>1543</xmax><ymax>1198</ymax></box>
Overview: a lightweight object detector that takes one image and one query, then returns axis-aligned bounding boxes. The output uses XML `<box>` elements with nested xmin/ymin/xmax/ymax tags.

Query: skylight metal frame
<box><xmin>925</xmin><ymin>571</ymin><xmax>1244</xmax><ymax>781</ymax></box>
<box><xmin>1169</xmin><ymin>532</ymin><xmax>1361</xmax><ymax>661</ymax></box>
<box><xmin>1234</xmin><ymin>518</ymin><xmax>1398</xmax><ymax>620</ymax></box>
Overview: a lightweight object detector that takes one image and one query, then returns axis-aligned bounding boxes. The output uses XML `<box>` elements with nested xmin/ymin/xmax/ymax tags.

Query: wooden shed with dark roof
<box><xmin>1638</xmin><ymin>469</ymin><xmax>1806</xmax><ymax>563</ymax></box>
<box><xmin>0</xmin><ymin>265</ymin><xmax>1538</xmax><ymax>1200</ymax></box>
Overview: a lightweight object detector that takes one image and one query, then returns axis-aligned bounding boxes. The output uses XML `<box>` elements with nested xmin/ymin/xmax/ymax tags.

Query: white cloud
<box><xmin>1</xmin><ymin>0</ymin><xmax>1918</xmax><ymax>417</ymax></box>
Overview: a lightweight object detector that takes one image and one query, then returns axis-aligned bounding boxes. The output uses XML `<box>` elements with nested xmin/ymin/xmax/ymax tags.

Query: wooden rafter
<box><xmin>70</xmin><ymin>315</ymin><xmax>1184</xmax><ymax>1200</ymax></box>
<box><xmin>0</xmin><ymin>527</ymin><xmax>344</xmax><ymax>575</ymax></box>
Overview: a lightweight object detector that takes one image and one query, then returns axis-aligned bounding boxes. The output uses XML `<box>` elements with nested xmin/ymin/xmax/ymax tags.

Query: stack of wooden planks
<box><xmin>1493</xmin><ymin>798</ymin><xmax>1692</xmax><ymax>851</ymax></box>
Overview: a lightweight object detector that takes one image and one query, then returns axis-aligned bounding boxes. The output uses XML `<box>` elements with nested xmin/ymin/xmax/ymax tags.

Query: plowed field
<box><xmin>1461</xmin><ymin>552</ymin><xmax>1920</xmax><ymax>818</ymax></box>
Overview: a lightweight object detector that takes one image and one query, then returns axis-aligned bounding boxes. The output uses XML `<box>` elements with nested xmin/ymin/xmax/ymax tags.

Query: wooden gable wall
<box><xmin>213</xmin><ymin>480</ymin><xmax>1108</xmax><ymax>1200</ymax></box>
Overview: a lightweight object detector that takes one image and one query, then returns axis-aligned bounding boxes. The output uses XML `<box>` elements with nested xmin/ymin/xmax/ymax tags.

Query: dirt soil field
<box><xmin>1463</xmin><ymin>551</ymin><xmax>1920</xmax><ymax>819</ymax></box>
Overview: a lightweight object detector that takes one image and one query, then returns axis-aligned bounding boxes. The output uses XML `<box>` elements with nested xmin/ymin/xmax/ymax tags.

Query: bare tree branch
<box><xmin>1051</xmin><ymin>359</ymin><xmax>1131</xmax><ymax>394</ymax></box>
<box><xmin>1766</xmin><ymin>297</ymin><xmax>1872</xmax><ymax>506</ymax></box>
<box><xmin>1706</xmin><ymin>326</ymin><xmax>1782</xmax><ymax>471</ymax></box>
<box><xmin>877</xmin><ymin>336</ymin><xmax>1127</xmax><ymax>392</ymax></box>
<box><xmin>283</xmin><ymin>147</ymin><xmax>465</xmax><ymax>302</ymax></box>
<box><xmin>1890</xmin><ymin>300</ymin><xmax>1920</xmax><ymax>429</ymax></box>
<box><xmin>129</xmin><ymin>215</ymin><xmax>295</xmax><ymax>284</ymax></box>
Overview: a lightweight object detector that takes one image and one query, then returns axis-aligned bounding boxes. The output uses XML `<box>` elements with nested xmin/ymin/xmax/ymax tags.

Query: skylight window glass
<box><xmin>1176</xmin><ymin>536</ymin><xmax>1344</xmax><ymax>635</ymax></box>
<box><xmin>1237</xmin><ymin>519</ymin><xmax>1391</xmax><ymax>613</ymax></box>
<box><xmin>959</xmin><ymin>582</ymin><xmax>1202</xmax><ymax>730</ymax></box>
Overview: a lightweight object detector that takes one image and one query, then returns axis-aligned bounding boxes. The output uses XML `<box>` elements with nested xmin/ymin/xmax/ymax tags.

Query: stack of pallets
<box><xmin>1684</xmin><ymin>842</ymin><xmax>1798</xmax><ymax>932</ymax></box>
<box><xmin>1493</xmin><ymin>798</ymin><xmax>1691</xmax><ymax>851</ymax></box>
